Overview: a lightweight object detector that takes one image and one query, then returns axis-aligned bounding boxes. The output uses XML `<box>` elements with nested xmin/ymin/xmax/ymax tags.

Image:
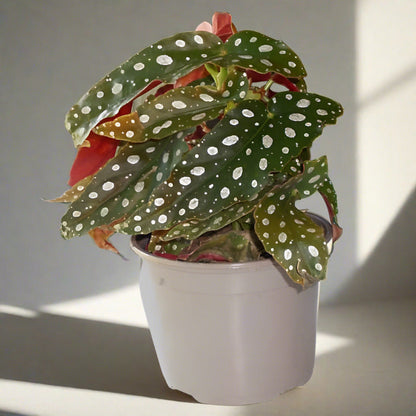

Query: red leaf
<box><xmin>195</xmin><ymin>12</ymin><xmax>236</xmax><ymax>42</ymax></box>
<box><xmin>68</xmin><ymin>99</ymin><xmax>134</xmax><ymax>186</ymax></box>
<box><xmin>174</xmin><ymin>66</ymin><xmax>210</xmax><ymax>88</ymax></box>
<box><xmin>195</xmin><ymin>21</ymin><xmax>212</xmax><ymax>32</ymax></box>
<box><xmin>153</xmin><ymin>252</ymin><xmax>179</xmax><ymax>260</ymax></box>
<box><xmin>140</xmin><ymin>79</ymin><xmax>163</xmax><ymax>95</ymax></box>
<box><xmin>246</xmin><ymin>70</ymin><xmax>272</xmax><ymax>82</ymax></box>
<box><xmin>193</xmin><ymin>252</ymin><xmax>230</xmax><ymax>262</ymax></box>
<box><xmin>68</xmin><ymin>134</ymin><xmax>119</xmax><ymax>186</ymax></box>
<box><xmin>155</xmin><ymin>83</ymin><xmax>174</xmax><ymax>96</ymax></box>
<box><xmin>67</xmin><ymin>78</ymin><xmax>167</xmax><ymax>187</ymax></box>
<box><xmin>212</xmin><ymin>12</ymin><xmax>236</xmax><ymax>42</ymax></box>
<box><xmin>271</xmin><ymin>73</ymin><xmax>300</xmax><ymax>92</ymax></box>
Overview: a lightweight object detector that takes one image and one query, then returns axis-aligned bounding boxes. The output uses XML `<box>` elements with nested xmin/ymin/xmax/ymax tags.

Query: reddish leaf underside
<box><xmin>321</xmin><ymin>191</ymin><xmax>343</xmax><ymax>242</ymax></box>
<box><xmin>68</xmin><ymin>77</ymin><xmax>176</xmax><ymax>187</ymax></box>
<box><xmin>68</xmin><ymin>92</ymin><xmax>148</xmax><ymax>186</ymax></box>
<box><xmin>174</xmin><ymin>66</ymin><xmax>210</xmax><ymax>88</ymax></box>
<box><xmin>88</xmin><ymin>227</ymin><xmax>120</xmax><ymax>255</ymax></box>
<box><xmin>68</xmin><ymin>134</ymin><xmax>119</xmax><ymax>186</ymax></box>
<box><xmin>212</xmin><ymin>12</ymin><xmax>237</xmax><ymax>42</ymax></box>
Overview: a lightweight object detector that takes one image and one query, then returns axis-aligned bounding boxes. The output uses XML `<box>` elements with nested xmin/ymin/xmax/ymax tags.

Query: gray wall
<box><xmin>1</xmin><ymin>0</ymin><xmax>414</xmax><ymax>308</ymax></box>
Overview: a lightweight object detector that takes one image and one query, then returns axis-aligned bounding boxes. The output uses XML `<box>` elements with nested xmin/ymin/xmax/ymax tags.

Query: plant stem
<box><xmin>204</xmin><ymin>64</ymin><xmax>228</xmax><ymax>90</ymax></box>
<box><xmin>263</xmin><ymin>79</ymin><xmax>274</xmax><ymax>92</ymax></box>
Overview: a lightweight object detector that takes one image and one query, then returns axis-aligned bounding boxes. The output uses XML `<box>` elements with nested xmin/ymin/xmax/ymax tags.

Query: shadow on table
<box><xmin>0</xmin><ymin>312</ymin><xmax>194</xmax><ymax>403</ymax></box>
<box><xmin>0</xmin><ymin>411</ymin><xmax>34</xmax><ymax>416</ymax></box>
<box><xmin>238</xmin><ymin>299</ymin><xmax>416</xmax><ymax>415</ymax></box>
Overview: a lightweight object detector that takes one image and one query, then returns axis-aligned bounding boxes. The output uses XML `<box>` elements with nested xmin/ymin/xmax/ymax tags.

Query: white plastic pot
<box><xmin>130</xmin><ymin>214</ymin><xmax>332</xmax><ymax>405</ymax></box>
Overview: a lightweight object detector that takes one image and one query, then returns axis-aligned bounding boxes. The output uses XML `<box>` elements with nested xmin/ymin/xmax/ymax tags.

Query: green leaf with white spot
<box><xmin>184</xmin><ymin>228</ymin><xmax>263</xmax><ymax>262</ymax></box>
<box><xmin>48</xmin><ymin>175</ymin><xmax>93</xmax><ymax>203</ymax></box>
<box><xmin>148</xmin><ymin>235</ymin><xmax>190</xmax><ymax>256</ymax></box>
<box><xmin>117</xmin><ymin>100</ymin><xmax>271</xmax><ymax>234</ymax></box>
<box><xmin>151</xmin><ymin>228</ymin><xmax>263</xmax><ymax>262</ymax></box>
<box><xmin>60</xmin><ymin>133</ymin><xmax>188</xmax><ymax>239</ymax></box>
<box><xmin>222</xmin><ymin>30</ymin><xmax>306</xmax><ymax>78</ymax></box>
<box><xmin>161</xmin><ymin>183</ymin><xmax>273</xmax><ymax>241</ymax></box>
<box><xmin>291</xmin><ymin>77</ymin><xmax>307</xmax><ymax>93</ymax></box>
<box><xmin>268</xmin><ymin>91</ymin><xmax>343</xmax><ymax>125</ymax></box>
<box><xmin>65</xmin><ymin>31</ymin><xmax>224</xmax><ymax>147</ymax></box>
<box><xmin>254</xmin><ymin>156</ymin><xmax>337</xmax><ymax>285</ymax></box>
<box><xmin>118</xmin><ymin>90</ymin><xmax>342</xmax><ymax>235</ymax></box>
<box><xmin>94</xmin><ymin>67</ymin><xmax>249</xmax><ymax>143</ymax></box>
<box><xmin>283</xmin><ymin>157</ymin><xmax>303</xmax><ymax>176</ymax></box>
<box><xmin>318</xmin><ymin>173</ymin><xmax>343</xmax><ymax>241</ymax></box>
<box><xmin>65</xmin><ymin>30</ymin><xmax>306</xmax><ymax>147</ymax></box>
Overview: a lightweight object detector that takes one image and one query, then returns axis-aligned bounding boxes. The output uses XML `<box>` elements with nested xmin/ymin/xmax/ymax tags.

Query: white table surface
<box><xmin>0</xmin><ymin>287</ymin><xmax>415</xmax><ymax>416</ymax></box>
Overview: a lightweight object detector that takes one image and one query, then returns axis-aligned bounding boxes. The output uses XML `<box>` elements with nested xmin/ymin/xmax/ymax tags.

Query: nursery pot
<box><xmin>130</xmin><ymin>213</ymin><xmax>332</xmax><ymax>405</ymax></box>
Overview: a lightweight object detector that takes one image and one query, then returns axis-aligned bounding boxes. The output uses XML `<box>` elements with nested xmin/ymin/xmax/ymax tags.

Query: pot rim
<box><xmin>130</xmin><ymin>212</ymin><xmax>333</xmax><ymax>271</ymax></box>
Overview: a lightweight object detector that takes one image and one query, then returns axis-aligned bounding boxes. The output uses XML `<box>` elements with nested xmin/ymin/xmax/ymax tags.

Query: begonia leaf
<box><xmin>60</xmin><ymin>132</ymin><xmax>188</xmax><ymax>239</ymax></box>
<box><xmin>65</xmin><ymin>30</ymin><xmax>306</xmax><ymax>147</ymax></box>
<box><xmin>254</xmin><ymin>156</ymin><xmax>338</xmax><ymax>285</ymax></box>
<box><xmin>68</xmin><ymin>134</ymin><xmax>119</xmax><ymax>186</ymax></box>
<box><xmin>118</xmin><ymin>92</ymin><xmax>342</xmax><ymax>234</ymax></box>
<box><xmin>161</xmin><ymin>184</ymin><xmax>272</xmax><ymax>242</ymax></box>
<box><xmin>93</xmin><ymin>67</ymin><xmax>249</xmax><ymax>143</ymax></box>
<box><xmin>48</xmin><ymin>175</ymin><xmax>93</xmax><ymax>203</ymax></box>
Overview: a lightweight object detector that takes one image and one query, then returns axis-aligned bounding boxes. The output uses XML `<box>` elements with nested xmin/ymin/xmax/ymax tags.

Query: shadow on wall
<box><xmin>335</xmin><ymin>186</ymin><xmax>416</xmax><ymax>304</ymax></box>
<box><xmin>0</xmin><ymin>311</ymin><xmax>195</xmax><ymax>403</ymax></box>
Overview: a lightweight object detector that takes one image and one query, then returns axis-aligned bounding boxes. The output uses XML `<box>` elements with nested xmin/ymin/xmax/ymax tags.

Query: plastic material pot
<box><xmin>130</xmin><ymin>214</ymin><xmax>332</xmax><ymax>405</ymax></box>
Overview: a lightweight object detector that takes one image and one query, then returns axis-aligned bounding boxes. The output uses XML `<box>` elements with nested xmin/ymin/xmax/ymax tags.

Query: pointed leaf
<box><xmin>94</xmin><ymin>67</ymin><xmax>249</xmax><ymax>142</ymax></box>
<box><xmin>162</xmin><ymin>184</ymin><xmax>272</xmax><ymax>241</ymax></box>
<box><xmin>68</xmin><ymin>134</ymin><xmax>119</xmax><ymax>186</ymax></box>
<box><xmin>254</xmin><ymin>156</ymin><xmax>337</xmax><ymax>285</ymax></box>
<box><xmin>65</xmin><ymin>30</ymin><xmax>306</xmax><ymax>147</ymax></box>
<box><xmin>60</xmin><ymin>133</ymin><xmax>188</xmax><ymax>239</ymax></box>
<box><xmin>65</xmin><ymin>31</ymin><xmax>224</xmax><ymax>146</ymax></box>
<box><xmin>319</xmin><ymin>175</ymin><xmax>343</xmax><ymax>242</ymax></box>
<box><xmin>88</xmin><ymin>225</ymin><xmax>125</xmax><ymax>258</ymax></box>
<box><xmin>118</xmin><ymin>100</ymin><xmax>271</xmax><ymax>234</ymax></box>
<box><xmin>223</xmin><ymin>30</ymin><xmax>306</xmax><ymax>78</ymax></box>
<box><xmin>120</xmin><ymin>90</ymin><xmax>342</xmax><ymax>235</ymax></box>
<box><xmin>68</xmin><ymin>95</ymin><xmax>136</xmax><ymax>185</ymax></box>
<box><xmin>268</xmin><ymin>91</ymin><xmax>343</xmax><ymax>125</ymax></box>
<box><xmin>48</xmin><ymin>176</ymin><xmax>93</xmax><ymax>203</ymax></box>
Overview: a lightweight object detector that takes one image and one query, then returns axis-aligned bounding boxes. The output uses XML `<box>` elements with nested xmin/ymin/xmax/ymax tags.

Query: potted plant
<box><xmin>54</xmin><ymin>12</ymin><xmax>343</xmax><ymax>405</ymax></box>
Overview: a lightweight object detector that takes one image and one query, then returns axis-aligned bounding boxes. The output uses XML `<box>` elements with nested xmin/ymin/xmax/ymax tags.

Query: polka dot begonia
<box><xmin>64</xmin><ymin>29</ymin><xmax>307</xmax><ymax>147</ymax></box>
<box><xmin>59</xmin><ymin>15</ymin><xmax>343</xmax><ymax>286</ymax></box>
